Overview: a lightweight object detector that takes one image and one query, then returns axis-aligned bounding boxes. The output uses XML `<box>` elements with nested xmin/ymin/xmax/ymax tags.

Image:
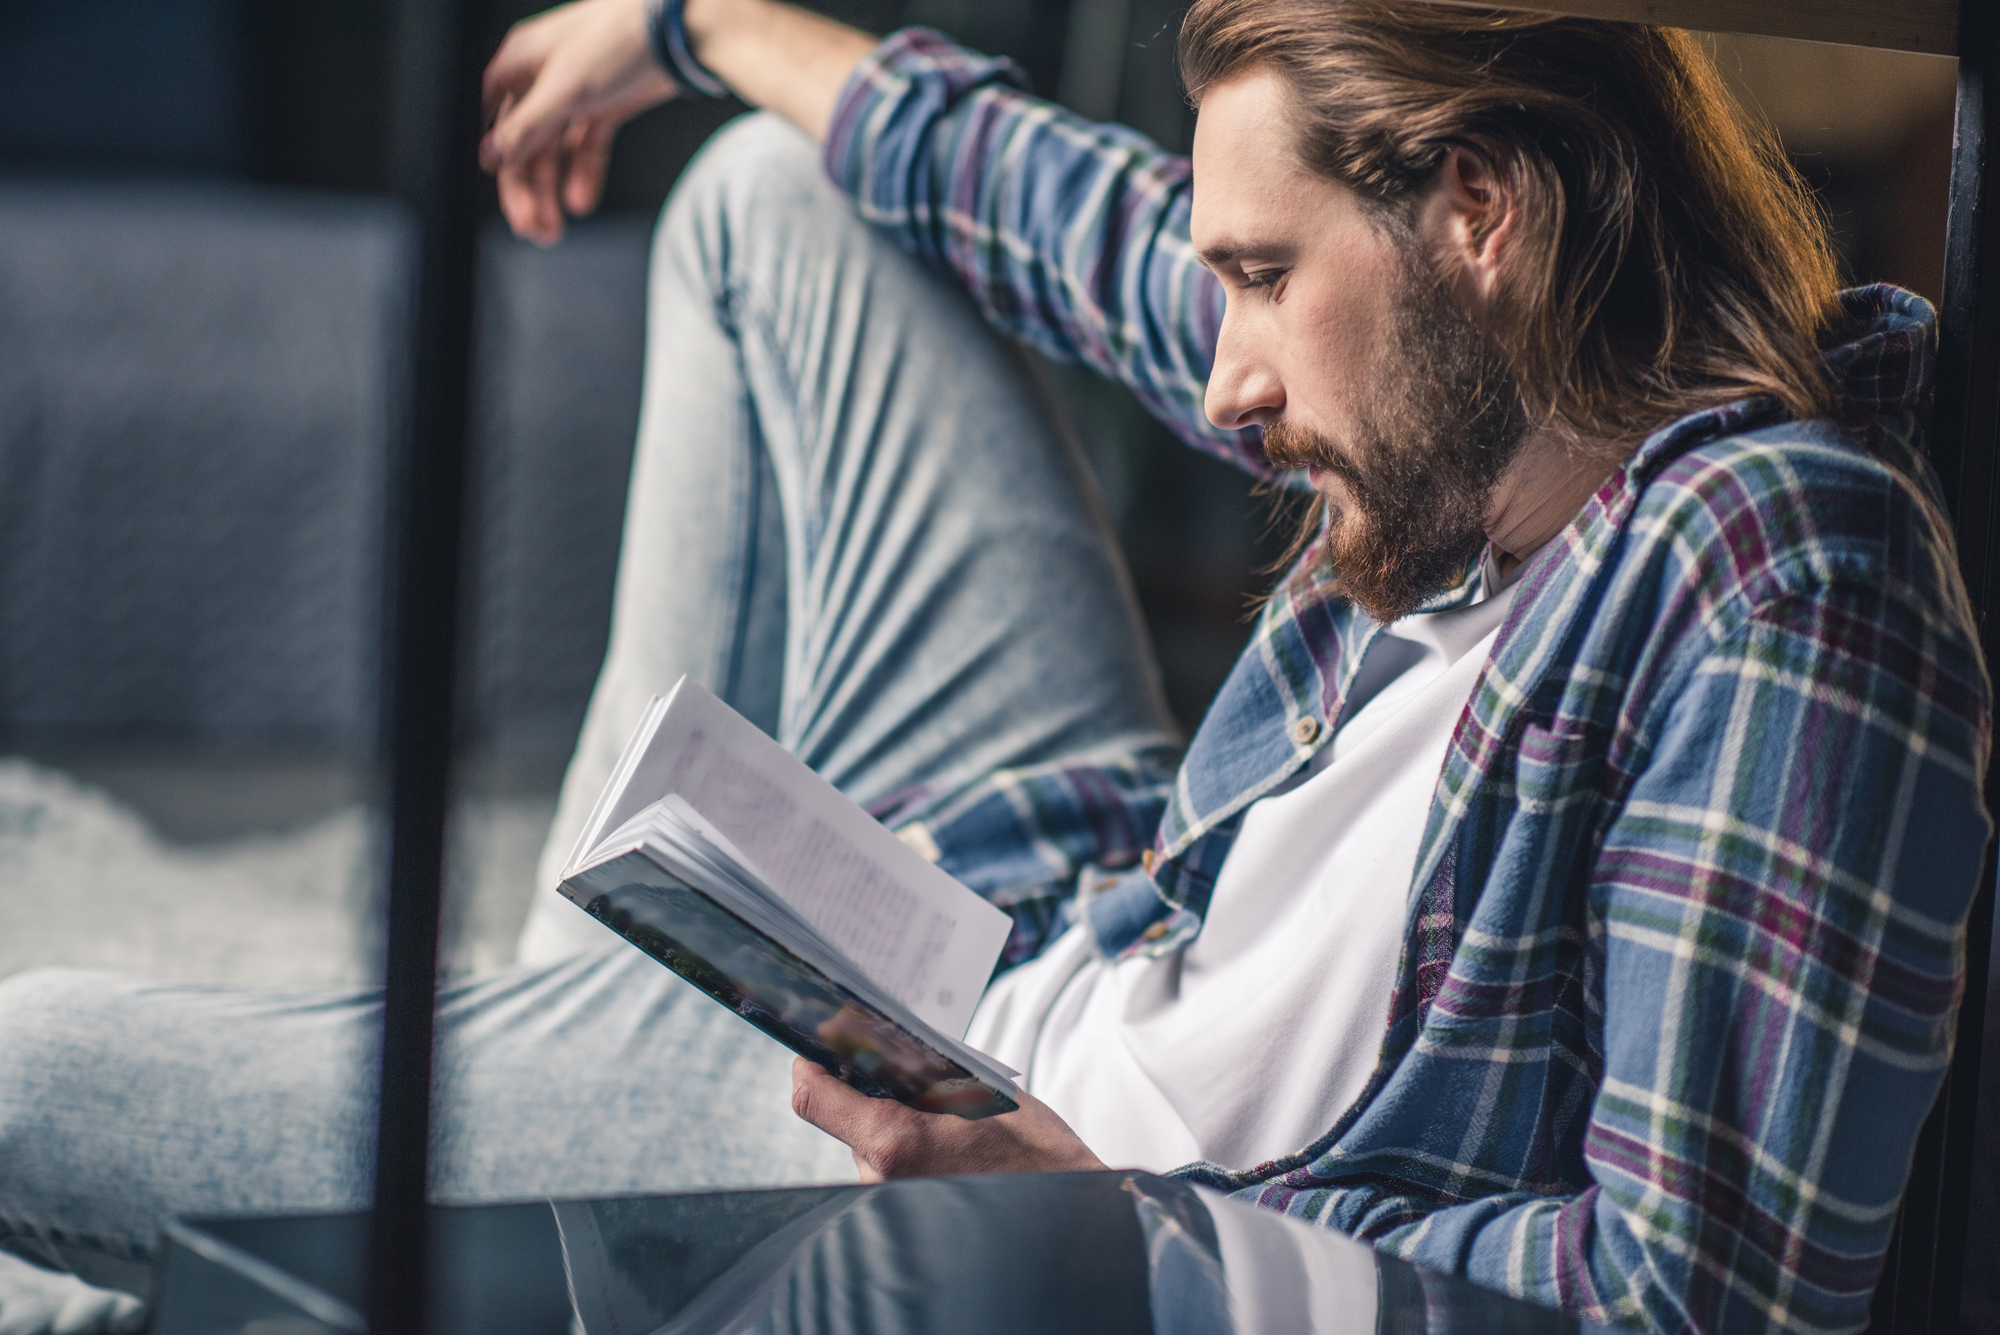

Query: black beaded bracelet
<box><xmin>647</xmin><ymin>0</ymin><xmax>729</xmax><ymax>98</ymax></box>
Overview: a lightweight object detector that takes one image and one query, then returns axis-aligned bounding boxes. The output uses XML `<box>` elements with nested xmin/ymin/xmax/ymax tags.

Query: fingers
<box><xmin>790</xmin><ymin>1060</ymin><xmax>933</xmax><ymax>1178</ymax></box>
<box><xmin>483</xmin><ymin>45</ymin><xmax>582</xmax><ymax>245</ymax></box>
<box><xmin>482</xmin><ymin>24</ymin><xmax>548</xmax><ymax>127</ymax></box>
<box><xmin>786</xmin><ymin>1060</ymin><xmax>1113</xmax><ymax>1182</ymax></box>
<box><xmin>791</xmin><ymin>1060</ymin><xmax>895</xmax><ymax>1141</ymax></box>
<box><xmin>492</xmin><ymin>111</ymin><xmax>615</xmax><ymax>244</ymax></box>
<box><xmin>482</xmin><ymin>61</ymin><xmax>651</xmax><ymax>241</ymax></box>
<box><xmin>481</xmin><ymin>0</ymin><xmax>673</xmax><ymax>168</ymax></box>
<box><xmin>477</xmin><ymin>0</ymin><xmax>678</xmax><ymax>243</ymax></box>
<box><xmin>526</xmin><ymin>146</ymin><xmax>565</xmax><ymax>244</ymax></box>
<box><xmin>486</xmin><ymin>62</ymin><xmax>584</xmax><ymax>173</ymax></box>
<box><xmin>563</xmin><ymin>119</ymin><xmax>619</xmax><ymax>218</ymax></box>
<box><xmin>497</xmin><ymin>143</ymin><xmax>567</xmax><ymax>246</ymax></box>
<box><xmin>479</xmin><ymin>92</ymin><xmax>517</xmax><ymax>174</ymax></box>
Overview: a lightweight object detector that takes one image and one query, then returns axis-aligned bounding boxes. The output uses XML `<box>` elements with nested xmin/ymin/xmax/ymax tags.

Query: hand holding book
<box><xmin>789</xmin><ymin>1057</ymin><xmax>1108</xmax><ymax>1181</ymax></box>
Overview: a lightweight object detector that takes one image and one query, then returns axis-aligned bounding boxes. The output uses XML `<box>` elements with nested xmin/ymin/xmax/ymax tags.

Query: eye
<box><xmin>1241</xmin><ymin>268</ymin><xmax>1288</xmax><ymax>297</ymax></box>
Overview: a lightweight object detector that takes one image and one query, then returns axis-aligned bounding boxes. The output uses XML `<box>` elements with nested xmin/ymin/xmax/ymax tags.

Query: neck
<box><xmin>1484</xmin><ymin>426</ymin><xmax>1625</xmax><ymax>575</ymax></box>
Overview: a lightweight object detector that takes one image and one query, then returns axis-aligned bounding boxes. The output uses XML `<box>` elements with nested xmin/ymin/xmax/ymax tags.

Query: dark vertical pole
<box><xmin>1871</xmin><ymin>1</ymin><xmax>2000</xmax><ymax>1331</ymax></box>
<box><xmin>370</xmin><ymin>0</ymin><xmax>484</xmax><ymax>1329</ymax></box>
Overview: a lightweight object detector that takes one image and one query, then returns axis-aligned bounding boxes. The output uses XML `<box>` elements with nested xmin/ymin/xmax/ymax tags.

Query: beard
<box><xmin>1262</xmin><ymin>248</ymin><xmax>1529</xmax><ymax>624</ymax></box>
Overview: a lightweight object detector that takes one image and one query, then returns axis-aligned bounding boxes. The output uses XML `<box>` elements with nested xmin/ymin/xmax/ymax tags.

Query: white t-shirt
<box><xmin>966</xmin><ymin>570</ymin><xmax>1519</xmax><ymax>1171</ymax></box>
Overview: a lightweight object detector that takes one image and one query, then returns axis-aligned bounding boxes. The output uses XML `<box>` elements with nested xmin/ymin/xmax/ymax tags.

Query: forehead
<box><xmin>1189</xmin><ymin>67</ymin><xmax>1353</xmax><ymax>254</ymax></box>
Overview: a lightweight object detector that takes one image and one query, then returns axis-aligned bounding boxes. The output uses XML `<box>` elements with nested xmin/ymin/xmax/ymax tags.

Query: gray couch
<box><xmin>0</xmin><ymin>180</ymin><xmax>651</xmax><ymax>771</ymax></box>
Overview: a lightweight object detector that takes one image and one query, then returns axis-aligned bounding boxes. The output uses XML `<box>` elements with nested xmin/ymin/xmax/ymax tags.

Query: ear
<box><xmin>1417</xmin><ymin>144</ymin><xmax>1516</xmax><ymax>311</ymax></box>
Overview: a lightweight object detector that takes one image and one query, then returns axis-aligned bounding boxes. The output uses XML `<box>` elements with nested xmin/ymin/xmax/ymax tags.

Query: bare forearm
<box><xmin>684</xmin><ymin>0</ymin><xmax>878</xmax><ymax>140</ymax></box>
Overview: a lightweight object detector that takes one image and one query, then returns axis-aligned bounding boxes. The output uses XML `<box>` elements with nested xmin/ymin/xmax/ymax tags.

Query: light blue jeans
<box><xmin>0</xmin><ymin>113</ymin><xmax>1175</xmax><ymax>1298</ymax></box>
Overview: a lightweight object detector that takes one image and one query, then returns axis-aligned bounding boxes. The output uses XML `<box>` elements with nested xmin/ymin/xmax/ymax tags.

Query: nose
<box><xmin>1203</xmin><ymin>306</ymin><xmax>1284</xmax><ymax>431</ymax></box>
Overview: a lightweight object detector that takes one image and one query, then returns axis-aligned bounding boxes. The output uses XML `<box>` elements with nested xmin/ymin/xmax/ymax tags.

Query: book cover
<box><xmin>566</xmin><ymin>854</ymin><xmax>1018</xmax><ymax>1119</ymax></box>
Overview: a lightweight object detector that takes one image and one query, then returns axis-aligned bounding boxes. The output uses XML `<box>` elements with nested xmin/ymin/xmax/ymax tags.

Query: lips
<box><xmin>1306</xmin><ymin>465</ymin><xmax>1353</xmax><ymax>506</ymax></box>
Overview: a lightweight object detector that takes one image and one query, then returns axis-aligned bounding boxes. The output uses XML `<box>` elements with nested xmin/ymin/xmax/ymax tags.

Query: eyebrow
<box><xmin>1195</xmin><ymin>240</ymin><xmax>1294</xmax><ymax>270</ymax></box>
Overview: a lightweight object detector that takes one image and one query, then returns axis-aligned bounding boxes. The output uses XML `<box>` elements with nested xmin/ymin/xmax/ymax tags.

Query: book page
<box><xmin>566</xmin><ymin>694</ymin><xmax>672</xmax><ymax>873</ymax></box>
<box><xmin>585</xmin><ymin>677</ymin><xmax>1009</xmax><ymax>1038</ymax></box>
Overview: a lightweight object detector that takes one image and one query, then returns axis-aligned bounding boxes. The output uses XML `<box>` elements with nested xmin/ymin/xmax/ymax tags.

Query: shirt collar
<box><xmin>1623</xmin><ymin>283</ymin><xmax>1937</xmax><ymax>484</ymax></box>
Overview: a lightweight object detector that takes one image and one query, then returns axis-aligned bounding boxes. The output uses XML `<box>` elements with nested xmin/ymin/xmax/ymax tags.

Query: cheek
<box><xmin>1284</xmin><ymin>318</ymin><xmax>1375</xmax><ymax>432</ymax></box>
<box><xmin>1305</xmin><ymin>283</ymin><xmax>1403</xmax><ymax>412</ymax></box>
<box><xmin>1290</xmin><ymin>239</ymin><xmax>1404</xmax><ymax>414</ymax></box>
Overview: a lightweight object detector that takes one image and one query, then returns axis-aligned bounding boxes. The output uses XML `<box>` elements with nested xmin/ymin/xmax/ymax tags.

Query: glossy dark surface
<box><xmin>150</xmin><ymin>1171</ymin><xmax>1602</xmax><ymax>1334</ymax></box>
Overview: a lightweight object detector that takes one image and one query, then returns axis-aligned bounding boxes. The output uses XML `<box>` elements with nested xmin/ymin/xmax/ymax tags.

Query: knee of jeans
<box><xmin>0</xmin><ymin>971</ymin><xmax>102</xmax><ymax>1159</ymax></box>
<box><xmin>0</xmin><ymin>969</ymin><xmax>131</xmax><ymax>1139</ymax></box>
<box><xmin>654</xmin><ymin>111</ymin><xmax>837</xmax><ymax>269</ymax></box>
<box><xmin>0</xmin><ymin>966</ymin><xmax>111</xmax><ymax>1034</ymax></box>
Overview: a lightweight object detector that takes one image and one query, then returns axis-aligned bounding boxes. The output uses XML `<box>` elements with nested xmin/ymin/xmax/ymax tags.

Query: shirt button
<box><xmin>1141</xmin><ymin>849</ymin><xmax>1157</xmax><ymax>875</ymax></box>
<box><xmin>1141</xmin><ymin>921</ymin><xmax>1170</xmax><ymax>942</ymax></box>
<box><xmin>1291</xmin><ymin>716</ymin><xmax>1321</xmax><ymax>746</ymax></box>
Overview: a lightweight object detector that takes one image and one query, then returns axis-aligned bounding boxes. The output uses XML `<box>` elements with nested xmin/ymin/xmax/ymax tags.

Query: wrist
<box><xmin>650</xmin><ymin>0</ymin><xmax>735</xmax><ymax>97</ymax></box>
<box><xmin>668</xmin><ymin>0</ymin><xmax>875</xmax><ymax>139</ymax></box>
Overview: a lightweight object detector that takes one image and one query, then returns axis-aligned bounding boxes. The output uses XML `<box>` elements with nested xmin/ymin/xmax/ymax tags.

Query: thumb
<box><xmin>789</xmin><ymin>1059</ymin><xmax>872</xmax><ymax>1136</ymax></box>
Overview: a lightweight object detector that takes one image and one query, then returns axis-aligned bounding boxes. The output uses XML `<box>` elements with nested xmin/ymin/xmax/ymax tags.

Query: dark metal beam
<box><xmin>369</xmin><ymin>0</ymin><xmax>484</xmax><ymax>1328</ymax></box>
<box><xmin>1441</xmin><ymin>0</ymin><xmax>1958</xmax><ymax>54</ymax></box>
<box><xmin>1869</xmin><ymin>0</ymin><xmax>1998</xmax><ymax>1330</ymax></box>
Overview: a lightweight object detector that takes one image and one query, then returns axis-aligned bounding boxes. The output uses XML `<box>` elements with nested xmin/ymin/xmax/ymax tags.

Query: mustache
<box><xmin>1261</xmin><ymin>418</ymin><xmax>1346</xmax><ymax>476</ymax></box>
<box><xmin>1262</xmin><ymin>419</ymin><xmax>1376</xmax><ymax>507</ymax></box>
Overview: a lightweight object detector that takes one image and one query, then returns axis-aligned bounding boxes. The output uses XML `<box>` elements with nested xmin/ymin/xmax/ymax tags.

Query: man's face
<box><xmin>1190</xmin><ymin>68</ymin><xmax>1527</xmax><ymax>622</ymax></box>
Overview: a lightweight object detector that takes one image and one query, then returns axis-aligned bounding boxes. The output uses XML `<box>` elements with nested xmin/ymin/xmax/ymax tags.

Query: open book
<box><xmin>557</xmin><ymin>677</ymin><xmax>1020</xmax><ymax>1119</ymax></box>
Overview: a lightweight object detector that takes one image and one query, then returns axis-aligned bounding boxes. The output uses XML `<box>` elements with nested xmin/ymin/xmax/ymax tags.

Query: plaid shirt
<box><xmin>824</xmin><ymin>29</ymin><xmax>1993</xmax><ymax>1332</ymax></box>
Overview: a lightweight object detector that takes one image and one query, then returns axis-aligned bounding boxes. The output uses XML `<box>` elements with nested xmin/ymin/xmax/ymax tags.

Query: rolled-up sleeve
<box><xmin>821</xmin><ymin>28</ymin><xmax>1273</xmax><ymax>474</ymax></box>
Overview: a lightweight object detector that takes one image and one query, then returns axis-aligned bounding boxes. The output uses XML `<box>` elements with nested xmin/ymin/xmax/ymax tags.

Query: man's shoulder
<box><xmin>1623</xmin><ymin>414</ymin><xmax>1956</xmax><ymax>616</ymax></box>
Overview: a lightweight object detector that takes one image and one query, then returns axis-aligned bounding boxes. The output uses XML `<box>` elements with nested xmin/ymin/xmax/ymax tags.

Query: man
<box><xmin>0</xmin><ymin>0</ymin><xmax>1985</xmax><ymax>1332</ymax></box>
<box><xmin>488</xmin><ymin>0</ymin><xmax>1993</xmax><ymax>1323</ymax></box>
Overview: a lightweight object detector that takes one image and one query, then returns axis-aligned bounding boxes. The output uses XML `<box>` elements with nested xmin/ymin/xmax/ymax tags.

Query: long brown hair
<box><xmin>1180</xmin><ymin>0</ymin><xmax>1844</xmax><ymax>449</ymax></box>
